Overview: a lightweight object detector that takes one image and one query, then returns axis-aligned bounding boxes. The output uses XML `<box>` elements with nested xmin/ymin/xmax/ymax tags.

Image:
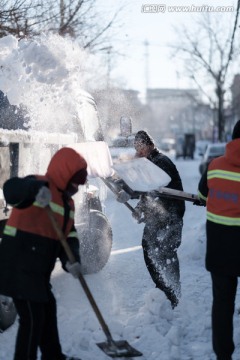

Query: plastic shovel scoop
<box><xmin>113</xmin><ymin>157</ymin><xmax>199</xmax><ymax>202</ymax></box>
<box><xmin>113</xmin><ymin>157</ymin><xmax>171</xmax><ymax>191</ymax></box>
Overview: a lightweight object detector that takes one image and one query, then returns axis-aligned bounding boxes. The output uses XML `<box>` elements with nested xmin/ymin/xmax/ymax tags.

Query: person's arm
<box><xmin>197</xmin><ymin>167</ymin><xmax>208</xmax><ymax>206</ymax></box>
<box><xmin>105</xmin><ymin>176</ymin><xmax>141</xmax><ymax>201</ymax></box>
<box><xmin>3</xmin><ymin>175</ymin><xmax>48</xmax><ymax>209</ymax></box>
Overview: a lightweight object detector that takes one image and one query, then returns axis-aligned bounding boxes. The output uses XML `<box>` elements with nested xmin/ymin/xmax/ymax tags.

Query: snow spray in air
<box><xmin>0</xmin><ymin>34</ymin><xmax>108</xmax><ymax>197</ymax></box>
<box><xmin>0</xmin><ymin>34</ymin><xmax>99</xmax><ymax>134</ymax></box>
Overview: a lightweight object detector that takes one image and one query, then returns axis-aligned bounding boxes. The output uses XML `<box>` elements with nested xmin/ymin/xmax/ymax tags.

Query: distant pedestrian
<box><xmin>0</xmin><ymin>147</ymin><xmax>87</xmax><ymax>360</ymax></box>
<box><xmin>198</xmin><ymin>120</ymin><xmax>240</xmax><ymax>360</ymax></box>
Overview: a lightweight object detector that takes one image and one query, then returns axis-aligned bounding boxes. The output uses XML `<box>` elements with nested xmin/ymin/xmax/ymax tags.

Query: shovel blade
<box><xmin>97</xmin><ymin>339</ymin><xmax>142</xmax><ymax>358</ymax></box>
<box><xmin>113</xmin><ymin>157</ymin><xmax>171</xmax><ymax>192</ymax></box>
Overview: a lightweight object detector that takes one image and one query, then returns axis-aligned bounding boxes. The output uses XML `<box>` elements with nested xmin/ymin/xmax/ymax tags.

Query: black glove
<box><xmin>193</xmin><ymin>199</ymin><xmax>205</xmax><ymax>206</ymax></box>
<box><xmin>149</xmin><ymin>190</ymin><xmax>159</xmax><ymax>199</ymax></box>
<box><xmin>132</xmin><ymin>208</ymin><xmax>145</xmax><ymax>223</ymax></box>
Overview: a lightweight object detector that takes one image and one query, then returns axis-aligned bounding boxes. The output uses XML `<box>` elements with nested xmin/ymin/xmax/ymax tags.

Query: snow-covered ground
<box><xmin>2</xmin><ymin>157</ymin><xmax>240</xmax><ymax>360</ymax></box>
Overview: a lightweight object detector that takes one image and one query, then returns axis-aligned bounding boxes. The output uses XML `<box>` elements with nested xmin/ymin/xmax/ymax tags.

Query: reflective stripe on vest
<box><xmin>33</xmin><ymin>201</ymin><xmax>64</xmax><ymax>215</ymax></box>
<box><xmin>207</xmin><ymin>211</ymin><xmax>240</xmax><ymax>226</ymax></box>
<box><xmin>4</xmin><ymin>203</ymin><xmax>75</xmax><ymax>237</ymax></box>
<box><xmin>34</xmin><ymin>202</ymin><xmax>74</xmax><ymax>219</ymax></box>
<box><xmin>68</xmin><ymin>231</ymin><xmax>78</xmax><ymax>238</ymax></box>
<box><xmin>208</xmin><ymin>169</ymin><xmax>240</xmax><ymax>182</ymax></box>
<box><xmin>206</xmin><ymin>164</ymin><xmax>240</xmax><ymax>225</ymax></box>
<box><xmin>198</xmin><ymin>190</ymin><xmax>207</xmax><ymax>202</ymax></box>
<box><xmin>4</xmin><ymin>225</ymin><xmax>17</xmax><ymax>236</ymax></box>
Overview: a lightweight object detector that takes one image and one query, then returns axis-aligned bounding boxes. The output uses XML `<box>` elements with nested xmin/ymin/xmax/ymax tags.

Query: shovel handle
<box><xmin>46</xmin><ymin>206</ymin><xmax>76</xmax><ymax>264</ymax></box>
<box><xmin>101</xmin><ymin>178</ymin><xmax>136</xmax><ymax>213</ymax></box>
<box><xmin>46</xmin><ymin>205</ymin><xmax>114</xmax><ymax>343</ymax></box>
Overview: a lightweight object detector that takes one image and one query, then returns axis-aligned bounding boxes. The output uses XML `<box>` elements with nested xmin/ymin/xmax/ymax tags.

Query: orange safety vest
<box><xmin>206</xmin><ymin>154</ymin><xmax>240</xmax><ymax>226</ymax></box>
<box><xmin>4</xmin><ymin>175</ymin><xmax>75</xmax><ymax>240</ymax></box>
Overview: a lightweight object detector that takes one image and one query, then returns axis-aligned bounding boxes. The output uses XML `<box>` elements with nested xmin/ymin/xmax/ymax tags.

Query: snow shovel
<box><xmin>102</xmin><ymin>158</ymin><xmax>199</xmax><ymax>216</ymax></box>
<box><xmin>46</xmin><ymin>205</ymin><xmax>142</xmax><ymax>358</ymax></box>
<box><xmin>112</xmin><ymin>157</ymin><xmax>199</xmax><ymax>202</ymax></box>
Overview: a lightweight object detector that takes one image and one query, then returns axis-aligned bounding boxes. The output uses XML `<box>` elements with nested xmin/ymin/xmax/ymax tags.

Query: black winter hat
<box><xmin>134</xmin><ymin>130</ymin><xmax>154</xmax><ymax>146</ymax></box>
<box><xmin>232</xmin><ymin>120</ymin><xmax>240</xmax><ymax>140</ymax></box>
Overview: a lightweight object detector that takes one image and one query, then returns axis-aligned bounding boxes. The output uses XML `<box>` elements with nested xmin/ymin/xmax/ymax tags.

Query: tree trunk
<box><xmin>216</xmin><ymin>85</ymin><xmax>225</xmax><ymax>142</ymax></box>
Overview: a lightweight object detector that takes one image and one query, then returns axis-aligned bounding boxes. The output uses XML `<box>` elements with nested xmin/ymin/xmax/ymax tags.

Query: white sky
<box><xmin>98</xmin><ymin>0</ymin><xmax>237</xmax><ymax>98</ymax></box>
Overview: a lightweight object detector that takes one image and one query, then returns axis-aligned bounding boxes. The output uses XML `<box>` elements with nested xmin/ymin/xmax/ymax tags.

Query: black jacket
<box><xmin>108</xmin><ymin>148</ymin><xmax>185</xmax><ymax>226</ymax></box>
<box><xmin>0</xmin><ymin>175</ymin><xmax>80</xmax><ymax>302</ymax></box>
<box><xmin>136</xmin><ymin>148</ymin><xmax>185</xmax><ymax>225</ymax></box>
<box><xmin>148</xmin><ymin>148</ymin><xmax>185</xmax><ymax>215</ymax></box>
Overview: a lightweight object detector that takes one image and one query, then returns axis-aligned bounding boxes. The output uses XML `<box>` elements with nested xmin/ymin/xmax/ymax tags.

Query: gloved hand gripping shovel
<box><xmin>46</xmin><ymin>205</ymin><xmax>142</xmax><ymax>358</ymax></box>
<box><xmin>101</xmin><ymin>178</ymin><xmax>137</xmax><ymax>213</ymax></box>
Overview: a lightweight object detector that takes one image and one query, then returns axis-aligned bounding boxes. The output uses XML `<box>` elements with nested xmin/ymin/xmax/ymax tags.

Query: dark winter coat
<box><xmin>0</xmin><ymin>148</ymin><xmax>86</xmax><ymax>302</ymax></box>
<box><xmin>138</xmin><ymin>148</ymin><xmax>185</xmax><ymax>225</ymax></box>
<box><xmin>108</xmin><ymin>146</ymin><xmax>184</xmax><ymax>304</ymax></box>
<box><xmin>138</xmin><ymin>148</ymin><xmax>184</xmax><ymax>304</ymax></box>
<box><xmin>198</xmin><ymin>139</ymin><xmax>240</xmax><ymax>276</ymax></box>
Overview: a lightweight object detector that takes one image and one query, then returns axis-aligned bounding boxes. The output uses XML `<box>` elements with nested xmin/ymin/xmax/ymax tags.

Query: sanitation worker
<box><xmin>0</xmin><ymin>147</ymin><xmax>87</xmax><ymax>360</ymax></box>
<box><xmin>198</xmin><ymin>120</ymin><xmax>240</xmax><ymax>360</ymax></box>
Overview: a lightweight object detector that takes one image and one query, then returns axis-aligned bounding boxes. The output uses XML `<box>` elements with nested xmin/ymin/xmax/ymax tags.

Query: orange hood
<box><xmin>46</xmin><ymin>147</ymin><xmax>87</xmax><ymax>190</ymax></box>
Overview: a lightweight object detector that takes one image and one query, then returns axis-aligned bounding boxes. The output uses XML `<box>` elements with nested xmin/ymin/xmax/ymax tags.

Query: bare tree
<box><xmin>45</xmin><ymin>0</ymin><xmax>123</xmax><ymax>50</ymax></box>
<box><xmin>172</xmin><ymin>3</ymin><xmax>240</xmax><ymax>141</ymax></box>
<box><xmin>0</xmin><ymin>0</ymin><xmax>124</xmax><ymax>51</ymax></box>
<box><xmin>0</xmin><ymin>0</ymin><xmax>42</xmax><ymax>38</ymax></box>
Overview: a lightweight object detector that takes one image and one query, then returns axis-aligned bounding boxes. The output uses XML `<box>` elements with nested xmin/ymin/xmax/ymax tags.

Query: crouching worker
<box><xmin>0</xmin><ymin>147</ymin><xmax>87</xmax><ymax>360</ymax></box>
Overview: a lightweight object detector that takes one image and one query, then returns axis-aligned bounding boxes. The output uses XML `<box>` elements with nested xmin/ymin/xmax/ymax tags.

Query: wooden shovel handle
<box><xmin>46</xmin><ymin>206</ymin><xmax>76</xmax><ymax>264</ymax></box>
<box><xmin>46</xmin><ymin>205</ymin><xmax>114</xmax><ymax>343</ymax></box>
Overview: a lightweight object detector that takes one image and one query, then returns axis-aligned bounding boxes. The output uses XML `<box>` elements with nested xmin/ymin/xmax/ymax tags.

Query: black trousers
<box><xmin>142</xmin><ymin>218</ymin><xmax>183</xmax><ymax>307</ymax></box>
<box><xmin>13</xmin><ymin>290</ymin><xmax>65</xmax><ymax>360</ymax></box>
<box><xmin>211</xmin><ymin>273</ymin><xmax>237</xmax><ymax>360</ymax></box>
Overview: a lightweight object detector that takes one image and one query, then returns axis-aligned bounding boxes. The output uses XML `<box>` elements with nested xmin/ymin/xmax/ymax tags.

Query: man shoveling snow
<box><xmin>108</xmin><ymin>130</ymin><xmax>186</xmax><ymax>309</ymax></box>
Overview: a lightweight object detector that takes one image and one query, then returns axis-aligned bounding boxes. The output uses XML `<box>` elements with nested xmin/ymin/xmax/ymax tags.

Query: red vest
<box><xmin>5</xmin><ymin>175</ymin><xmax>75</xmax><ymax>240</ymax></box>
<box><xmin>207</xmin><ymin>153</ymin><xmax>240</xmax><ymax>226</ymax></box>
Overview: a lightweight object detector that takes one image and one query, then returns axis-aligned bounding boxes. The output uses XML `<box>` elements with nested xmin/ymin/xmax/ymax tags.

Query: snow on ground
<box><xmin>2</xmin><ymin>158</ymin><xmax>240</xmax><ymax>360</ymax></box>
